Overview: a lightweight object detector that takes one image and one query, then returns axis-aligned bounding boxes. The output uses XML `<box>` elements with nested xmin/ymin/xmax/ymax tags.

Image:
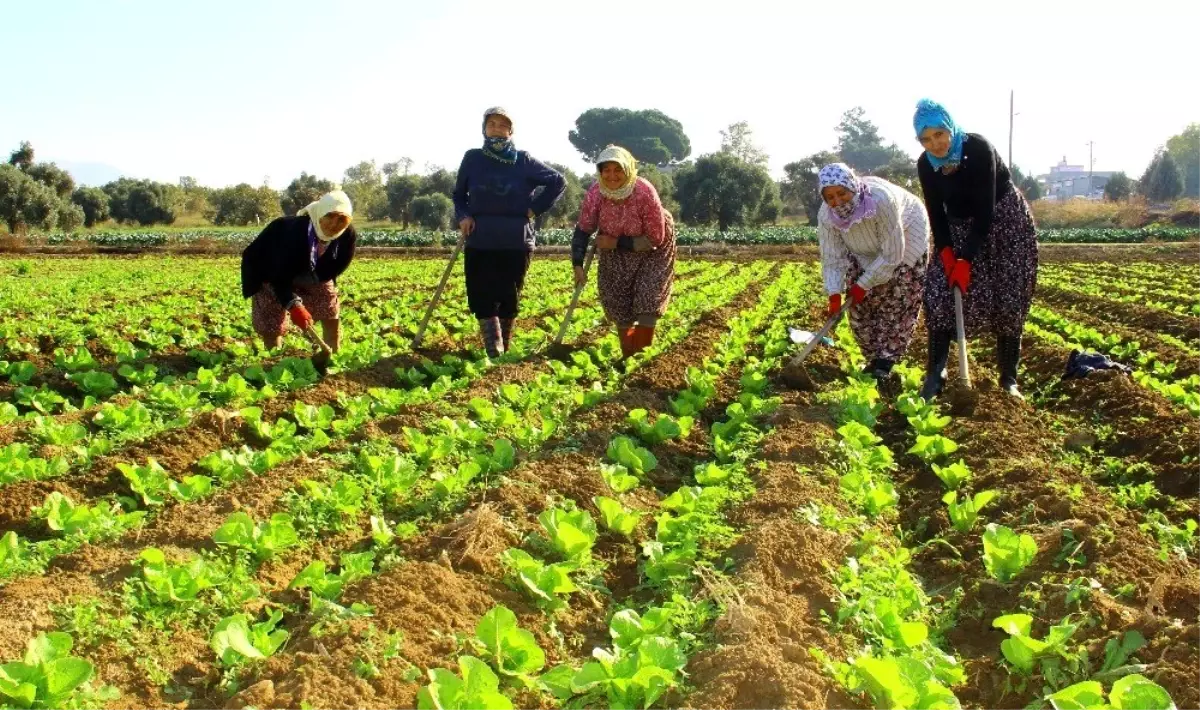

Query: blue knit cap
<box><xmin>913</xmin><ymin>98</ymin><xmax>965</xmax><ymax>170</ymax></box>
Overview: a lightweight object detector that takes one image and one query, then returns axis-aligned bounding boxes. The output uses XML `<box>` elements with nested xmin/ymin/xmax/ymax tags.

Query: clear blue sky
<box><xmin>3</xmin><ymin>0</ymin><xmax>1197</xmax><ymax>188</ymax></box>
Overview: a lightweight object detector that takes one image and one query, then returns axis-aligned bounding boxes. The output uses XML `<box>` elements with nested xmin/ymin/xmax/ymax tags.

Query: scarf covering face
<box><xmin>298</xmin><ymin>189</ymin><xmax>353</xmax><ymax>242</ymax></box>
<box><xmin>913</xmin><ymin>98</ymin><xmax>966</xmax><ymax>171</ymax></box>
<box><xmin>482</xmin><ymin>107</ymin><xmax>518</xmax><ymax>164</ymax></box>
<box><xmin>596</xmin><ymin>145</ymin><xmax>638</xmax><ymax>201</ymax></box>
<box><xmin>818</xmin><ymin>162</ymin><xmax>876</xmax><ymax>230</ymax></box>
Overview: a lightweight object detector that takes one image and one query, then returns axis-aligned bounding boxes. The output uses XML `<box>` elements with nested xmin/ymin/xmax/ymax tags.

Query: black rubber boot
<box><xmin>478</xmin><ymin>318</ymin><xmax>503</xmax><ymax>359</ymax></box>
<box><xmin>499</xmin><ymin>318</ymin><xmax>515</xmax><ymax>352</ymax></box>
<box><xmin>998</xmin><ymin>334</ymin><xmax>1024</xmax><ymax>399</ymax></box>
<box><xmin>920</xmin><ymin>330</ymin><xmax>953</xmax><ymax>401</ymax></box>
<box><xmin>866</xmin><ymin>358</ymin><xmax>898</xmax><ymax>393</ymax></box>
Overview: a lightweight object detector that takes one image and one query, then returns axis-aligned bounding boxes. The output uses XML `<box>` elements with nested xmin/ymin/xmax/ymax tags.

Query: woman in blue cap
<box><xmin>913</xmin><ymin>98</ymin><xmax>1039</xmax><ymax>400</ymax></box>
<box><xmin>453</xmin><ymin>107</ymin><xmax>567</xmax><ymax>357</ymax></box>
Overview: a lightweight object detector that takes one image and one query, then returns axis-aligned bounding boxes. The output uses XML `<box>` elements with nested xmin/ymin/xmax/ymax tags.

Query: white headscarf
<box><xmin>596</xmin><ymin>145</ymin><xmax>639</xmax><ymax>201</ymax></box>
<box><xmin>298</xmin><ymin>190</ymin><xmax>354</xmax><ymax>242</ymax></box>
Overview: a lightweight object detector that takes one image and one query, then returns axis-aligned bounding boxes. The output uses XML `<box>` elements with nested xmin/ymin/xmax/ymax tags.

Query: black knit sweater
<box><xmin>917</xmin><ymin>133</ymin><xmax>1014</xmax><ymax>261</ymax></box>
<box><xmin>240</xmin><ymin>216</ymin><xmax>357</xmax><ymax>306</ymax></box>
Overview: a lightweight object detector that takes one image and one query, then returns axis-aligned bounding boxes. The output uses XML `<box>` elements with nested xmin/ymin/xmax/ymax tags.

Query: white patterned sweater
<box><xmin>819</xmin><ymin>176</ymin><xmax>930</xmax><ymax>295</ymax></box>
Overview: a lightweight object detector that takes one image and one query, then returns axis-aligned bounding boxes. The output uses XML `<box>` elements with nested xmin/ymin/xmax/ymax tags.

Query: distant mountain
<box><xmin>54</xmin><ymin>160</ymin><xmax>127</xmax><ymax>187</ymax></box>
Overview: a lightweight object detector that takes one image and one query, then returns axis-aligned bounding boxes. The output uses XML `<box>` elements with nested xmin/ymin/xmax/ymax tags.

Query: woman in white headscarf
<box><xmin>240</xmin><ymin>190</ymin><xmax>356</xmax><ymax>352</ymax></box>
<box><xmin>570</xmin><ymin>145</ymin><xmax>676</xmax><ymax>361</ymax></box>
<box><xmin>817</xmin><ymin>163</ymin><xmax>929</xmax><ymax>384</ymax></box>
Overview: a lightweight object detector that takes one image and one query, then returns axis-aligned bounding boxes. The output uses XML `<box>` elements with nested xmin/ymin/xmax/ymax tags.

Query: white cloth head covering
<box><xmin>298</xmin><ymin>190</ymin><xmax>353</xmax><ymax>242</ymax></box>
<box><xmin>596</xmin><ymin>145</ymin><xmax>638</xmax><ymax>201</ymax></box>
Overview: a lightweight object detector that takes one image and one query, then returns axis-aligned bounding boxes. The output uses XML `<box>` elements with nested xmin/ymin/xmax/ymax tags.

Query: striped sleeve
<box><xmin>818</xmin><ymin>210</ymin><xmax>851</xmax><ymax>295</ymax></box>
<box><xmin>856</xmin><ymin>188</ymin><xmax>906</xmax><ymax>290</ymax></box>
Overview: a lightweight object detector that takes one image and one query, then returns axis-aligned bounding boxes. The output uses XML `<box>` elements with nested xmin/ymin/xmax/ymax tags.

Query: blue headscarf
<box><xmin>482</xmin><ymin>107</ymin><xmax>518</xmax><ymax>164</ymax></box>
<box><xmin>913</xmin><ymin>98</ymin><xmax>966</xmax><ymax>170</ymax></box>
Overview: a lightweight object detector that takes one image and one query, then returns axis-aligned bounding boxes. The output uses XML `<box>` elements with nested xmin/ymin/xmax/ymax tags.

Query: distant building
<box><xmin>1037</xmin><ymin>157</ymin><xmax>1116</xmax><ymax>201</ymax></box>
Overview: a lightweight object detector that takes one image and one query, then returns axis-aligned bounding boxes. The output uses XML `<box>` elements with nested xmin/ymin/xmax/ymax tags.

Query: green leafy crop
<box><xmin>982</xmin><ymin>524</ymin><xmax>1038</xmax><ymax>583</ymax></box>
<box><xmin>0</xmin><ymin>632</ymin><xmax>117</xmax><ymax>709</ymax></box>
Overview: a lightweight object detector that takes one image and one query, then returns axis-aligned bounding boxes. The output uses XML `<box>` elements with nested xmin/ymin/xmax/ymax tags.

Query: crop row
<box><xmin>18</xmin><ymin>224</ymin><xmax>1199</xmax><ymax>249</ymax></box>
<box><xmin>0</xmin><ymin>259</ymin><xmax>768</xmax><ymax>705</ymax></box>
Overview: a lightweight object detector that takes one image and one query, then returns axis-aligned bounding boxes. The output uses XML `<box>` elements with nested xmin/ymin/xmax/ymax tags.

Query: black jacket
<box><xmin>240</xmin><ymin>216</ymin><xmax>357</xmax><ymax>306</ymax></box>
<box><xmin>917</xmin><ymin>133</ymin><xmax>1015</xmax><ymax>261</ymax></box>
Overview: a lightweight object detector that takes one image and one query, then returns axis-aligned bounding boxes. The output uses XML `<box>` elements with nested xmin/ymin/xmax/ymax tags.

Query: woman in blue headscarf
<box><xmin>913</xmin><ymin>98</ymin><xmax>1039</xmax><ymax>400</ymax></box>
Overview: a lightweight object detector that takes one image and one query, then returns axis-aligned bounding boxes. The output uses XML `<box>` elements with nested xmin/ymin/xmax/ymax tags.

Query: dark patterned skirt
<box><xmin>847</xmin><ymin>258</ymin><xmax>926</xmax><ymax>362</ymax></box>
<box><xmin>251</xmin><ymin>280</ymin><xmax>340</xmax><ymax>337</ymax></box>
<box><xmin>597</xmin><ymin>212</ymin><xmax>677</xmax><ymax>326</ymax></box>
<box><xmin>923</xmin><ymin>186</ymin><xmax>1039</xmax><ymax>337</ymax></box>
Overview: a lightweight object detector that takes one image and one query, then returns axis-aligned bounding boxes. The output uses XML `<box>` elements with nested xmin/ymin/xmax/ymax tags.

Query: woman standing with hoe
<box><xmin>570</xmin><ymin>145</ymin><xmax>676</xmax><ymax>362</ymax></box>
<box><xmin>914</xmin><ymin>98</ymin><xmax>1039</xmax><ymax>400</ymax></box>
<box><xmin>453</xmin><ymin>107</ymin><xmax>566</xmax><ymax>358</ymax></box>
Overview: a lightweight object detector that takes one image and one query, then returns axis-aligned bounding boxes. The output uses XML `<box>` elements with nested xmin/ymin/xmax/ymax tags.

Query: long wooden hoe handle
<box><xmin>302</xmin><ymin>324</ymin><xmax>334</xmax><ymax>356</ymax></box>
<box><xmin>954</xmin><ymin>286</ymin><xmax>971</xmax><ymax>387</ymax></box>
<box><xmin>412</xmin><ymin>242</ymin><xmax>463</xmax><ymax>347</ymax></box>
<box><xmin>789</xmin><ymin>299</ymin><xmax>851</xmax><ymax>368</ymax></box>
<box><xmin>554</xmin><ymin>241</ymin><xmax>597</xmax><ymax>346</ymax></box>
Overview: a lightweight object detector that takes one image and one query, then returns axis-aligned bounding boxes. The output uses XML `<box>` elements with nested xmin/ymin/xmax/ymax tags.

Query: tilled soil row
<box><xmin>0</xmin><ymin>313</ymin><xmax>622</xmax><ymax>706</ymax></box>
<box><xmin>881</xmin><ymin>326</ymin><xmax>1199</xmax><ymax>709</ymax></box>
<box><xmin>0</xmin><ymin>272</ymin><xmax>617</xmax><ymax>536</ymax></box>
<box><xmin>1015</xmin><ymin>331</ymin><xmax>1199</xmax><ymax>504</ymax></box>
<box><xmin>1035</xmin><ymin>284</ymin><xmax>1199</xmax><ymax>347</ymax></box>
<box><xmin>0</xmin><ymin>265</ymin><xmax>769</xmax><ymax>709</ymax></box>
<box><xmin>682</xmin><ymin>347</ymin><xmax>863</xmax><ymax>710</ymax></box>
<box><xmin>212</xmin><ymin>265</ymin><xmax>788</xmax><ymax>709</ymax></box>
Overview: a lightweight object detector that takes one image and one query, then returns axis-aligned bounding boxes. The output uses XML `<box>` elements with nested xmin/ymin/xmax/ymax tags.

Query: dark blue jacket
<box><xmin>453</xmin><ymin>150</ymin><xmax>566</xmax><ymax>250</ymax></box>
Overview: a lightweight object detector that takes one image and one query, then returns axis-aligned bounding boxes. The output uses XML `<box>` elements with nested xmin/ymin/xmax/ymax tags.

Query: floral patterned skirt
<box><xmin>250</xmin><ymin>281</ymin><xmax>340</xmax><ymax>338</ymax></box>
<box><xmin>846</xmin><ymin>258</ymin><xmax>926</xmax><ymax>362</ymax></box>
<box><xmin>596</xmin><ymin>212</ymin><xmax>677</xmax><ymax>326</ymax></box>
<box><xmin>923</xmin><ymin>186</ymin><xmax>1039</xmax><ymax>337</ymax></box>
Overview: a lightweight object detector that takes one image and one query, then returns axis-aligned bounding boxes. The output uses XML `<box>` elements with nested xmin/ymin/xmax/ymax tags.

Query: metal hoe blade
<box><xmin>301</xmin><ymin>324</ymin><xmax>334</xmax><ymax>375</ymax></box>
<box><xmin>782</xmin><ymin>301</ymin><xmax>850</xmax><ymax>390</ymax></box>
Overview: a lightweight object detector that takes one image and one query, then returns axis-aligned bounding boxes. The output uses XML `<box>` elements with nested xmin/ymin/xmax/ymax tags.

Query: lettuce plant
<box><xmin>983</xmin><ymin>524</ymin><xmax>1038</xmax><ymax>583</ymax></box>
<box><xmin>0</xmin><ymin>632</ymin><xmax>116</xmax><ymax>709</ymax></box>
<box><xmin>418</xmin><ymin>656</ymin><xmax>512</xmax><ymax>710</ymax></box>
<box><xmin>942</xmin><ymin>490</ymin><xmax>997</xmax><ymax>533</ymax></box>
<box><xmin>593</xmin><ymin>497</ymin><xmax>642</xmax><ymax>537</ymax></box>
<box><xmin>212</xmin><ymin>512</ymin><xmax>299</xmax><ymax>562</ymax></box>
<box><xmin>209</xmin><ymin>611</ymin><xmax>289</xmax><ymax>667</ymax></box>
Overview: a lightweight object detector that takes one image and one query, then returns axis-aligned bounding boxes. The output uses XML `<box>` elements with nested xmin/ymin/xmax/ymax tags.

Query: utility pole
<box><xmin>1086</xmin><ymin>140</ymin><xmax>1095</xmax><ymax>198</ymax></box>
<box><xmin>1008</xmin><ymin>90</ymin><xmax>1014</xmax><ymax>168</ymax></box>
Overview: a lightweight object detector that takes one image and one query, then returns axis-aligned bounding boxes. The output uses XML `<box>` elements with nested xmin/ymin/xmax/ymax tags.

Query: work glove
<box><xmin>949</xmin><ymin>259</ymin><xmax>972</xmax><ymax>294</ymax></box>
<box><xmin>849</xmin><ymin>284</ymin><xmax>867</xmax><ymax>305</ymax></box>
<box><xmin>288</xmin><ymin>303</ymin><xmax>314</xmax><ymax>330</ymax></box>
<box><xmin>827</xmin><ymin>293</ymin><xmax>842</xmax><ymax>318</ymax></box>
<box><xmin>939</xmin><ymin>246</ymin><xmax>956</xmax><ymax>281</ymax></box>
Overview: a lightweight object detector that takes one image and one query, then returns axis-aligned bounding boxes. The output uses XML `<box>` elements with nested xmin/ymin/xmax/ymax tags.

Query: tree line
<box><xmin>2</xmin><ymin>114</ymin><xmax>1195</xmax><ymax>234</ymax></box>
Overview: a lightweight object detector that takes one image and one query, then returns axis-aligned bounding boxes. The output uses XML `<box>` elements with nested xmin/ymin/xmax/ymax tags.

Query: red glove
<box><xmin>849</xmin><ymin>284</ymin><xmax>867</xmax><ymax>305</ymax></box>
<box><xmin>939</xmin><ymin>246</ymin><xmax>956</xmax><ymax>281</ymax></box>
<box><xmin>828</xmin><ymin>293</ymin><xmax>842</xmax><ymax>318</ymax></box>
<box><xmin>288</xmin><ymin>303</ymin><xmax>314</xmax><ymax>330</ymax></box>
<box><xmin>949</xmin><ymin>259</ymin><xmax>971</xmax><ymax>294</ymax></box>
